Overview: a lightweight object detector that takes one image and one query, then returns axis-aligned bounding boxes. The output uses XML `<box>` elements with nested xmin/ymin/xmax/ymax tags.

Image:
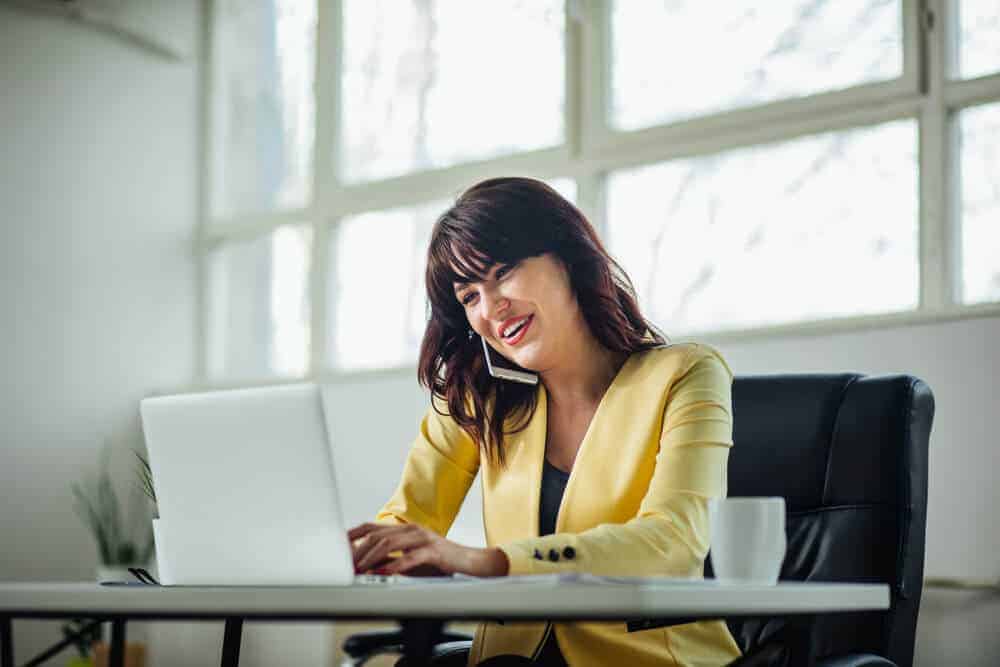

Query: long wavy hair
<box><xmin>418</xmin><ymin>177</ymin><xmax>667</xmax><ymax>465</ymax></box>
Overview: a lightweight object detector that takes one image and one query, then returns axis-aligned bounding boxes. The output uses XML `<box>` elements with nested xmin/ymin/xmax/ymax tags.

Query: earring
<box><xmin>467</xmin><ymin>328</ymin><xmax>475</xmax><ymax>340</ymax></box>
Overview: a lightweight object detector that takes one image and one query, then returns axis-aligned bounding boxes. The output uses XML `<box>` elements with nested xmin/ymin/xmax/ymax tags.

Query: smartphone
<box><xmin>481</xmin><ymin>336</ymin><xmax>539</xmax><ymax>385</ymax></box>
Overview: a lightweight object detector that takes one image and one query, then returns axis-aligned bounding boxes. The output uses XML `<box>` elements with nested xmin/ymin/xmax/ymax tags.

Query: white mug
<box><xmin>709</xmin><ymin>497</ymin><xmax>786</xmax><ymax>585</ymax></box>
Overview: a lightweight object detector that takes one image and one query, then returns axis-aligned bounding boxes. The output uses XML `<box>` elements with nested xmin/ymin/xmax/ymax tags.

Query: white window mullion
<box><xmin>902</xmin><ymin>0</ymin><xmax>927</xmax><ymax>94</ymax></box>
<box><xmin>919</xmin><ymin>0</ymin><xmax>960</xmax><ymax>310</ymax></box>
<box><xmin>572</xmin><ymin>0</ymin><xmax>609</xmax><ymax>158</ymax></box>
<box><xmin>195</xmin><ymin>0</ymin><xmax>220</xmax><ymax>384</ymax></box>
<box><xmin>310</xmin><ymin>0</ymin><xmax>341</xmax><ymax>374</ymax></box>
<box><xmin>308</xmin><ymin>219</ymin><xmax>330</xmax><ymax>374</ymax></box>
<box><xmin>574</xmin><ymin>171</ymin><xmax>606</xmax><ymax>238</ymax></box>
<box><xmin>945</xmin><ymin>71</ymin><xmax>1000</xmax><ymax>107</ymax></box>
<box><xmin>570</xmin><ymin>0</ymin><xmax>609</xmax><ymax>239</ymax></box>
<box><xmin>314</xmin><ymin>0</ymin><xmax>338</xmax><ymax>199</ymax></box>
<box><xmin>564</xmin><ymin>0</ymin><xmax>582</xmax><ymax>159</ymax></box>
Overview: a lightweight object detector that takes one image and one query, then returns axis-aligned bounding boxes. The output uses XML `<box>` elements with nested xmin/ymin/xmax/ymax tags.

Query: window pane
<box><xmin>957</xmin><ymin>0</ymin><xmax>1000</xmax><ymax>80</ymax></box>
<box><xmin>329</xmin><ymin>201</ymin><xmax>445</xmax><ymax>370</ymax></box>
<box><xmin>208</xmin><ymin>225</ymin><xmax>312</xmax><ymax>379</ymax></box>
<box><xmin>960</xmin><ymin>103</ymin><xmax>1000</xmax><ymax>304</ymax></box>
<box><xmin>211</xmin><ymin>0</ymin><xmax>316</xmax><ymax>219</ymax></box>
<box><xmin>606</xmin><ymin>120</ymin><xmax>918</xmax><ymax>333</ymax></box>
<box><xmin>340</xmin><ymin>0</ymin><xmax>564</xmax><ymax>183</ymax></box>
<box><xmin>611</xmin><ymin>1</ymin><xmax>903</xmax><ymax>130</ymax></box>
<box><xmin>547</xmin><ymin>177</ymin><xmax>577</xmax><ymax>204</ymax></box>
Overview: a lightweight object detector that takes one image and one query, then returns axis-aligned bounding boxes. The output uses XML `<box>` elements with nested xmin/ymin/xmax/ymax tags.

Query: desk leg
<box><xmin>1</xmin><ymin>616</ymin><xmax>12</xmax><ymax>667</ymax></box>
<box><xmin>109</xmin><ymin>619</ymin><xmax>127</xmax><ymax>667</ymax></box>
<box><xmin>400</xmin><ymin>619</ymin><xmax>445</xmax><ymax>665</ymax></box>
<box><xmin>221</xmin><ymin>618</ymin><xmax>243</xmax><ymax>667</ymax></box>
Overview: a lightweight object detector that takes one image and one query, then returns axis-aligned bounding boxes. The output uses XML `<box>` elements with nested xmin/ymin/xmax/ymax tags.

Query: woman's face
<box><xmin>454</xmin><ymin>253</ymin><xmax>581</xmax><ymax>371</ymax></box>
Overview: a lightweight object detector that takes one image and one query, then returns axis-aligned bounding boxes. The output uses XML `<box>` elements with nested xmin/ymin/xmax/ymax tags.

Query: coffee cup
<box><xmin>709</xmin><ymin>497</ymin><xmax>786</xmax><ymax>585</ymax></box>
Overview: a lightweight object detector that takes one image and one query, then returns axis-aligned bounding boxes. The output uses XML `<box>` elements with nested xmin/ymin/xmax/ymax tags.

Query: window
<box><xmin>607</xmin><ymin>120</ymin><xmax>918</xmax><ymax>333</ymax></box>
<box><xmin>210</xmin><ymin>0</ymin><xmax>316</xmax><ymax>220</ymax></box>
<box><xmin>207</xmin><ymin>224</ymin><xmax>312</xmax><ymax>380</ymax></box>
<box><xmin>610</xmin><ymin>0</ymin><xmax>903</xmax><ymax>130</ymax></box>
<box><xmin>339</xmin><ymin>0</ymin><xmax>565</xmax><ymax>183</ymax></box>
<box><xmin>200</xmin><ymin>1</ymin><xmax>1000</xmax><ymax>382</ymax></box>
<box><xmin>329</xmin><ymin>200</ymin><xmax>444</xmax><ymax>371</ymax></box>
<box><xmin>958</xmin><ymin>102</ymin><xmax>1000</xmax><ymax>305</ymax></box>
<box><xmin>956</xmin><ymin>0</ymin><xmax>1000</xmax><ymax>80</ymax></box>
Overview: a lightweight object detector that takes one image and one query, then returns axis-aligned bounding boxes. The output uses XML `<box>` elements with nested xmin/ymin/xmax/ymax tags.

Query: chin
<box><xmin>510</xmin><ymin>343</ymin><xmax>543</xmax><ymax>371</ymax></box>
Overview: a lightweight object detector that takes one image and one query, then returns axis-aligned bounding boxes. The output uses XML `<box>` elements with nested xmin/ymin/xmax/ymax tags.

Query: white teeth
<box><xmin>502</xmin><ymin>316</ymin><xmax>529</xmax><ymax>338</ymax></box>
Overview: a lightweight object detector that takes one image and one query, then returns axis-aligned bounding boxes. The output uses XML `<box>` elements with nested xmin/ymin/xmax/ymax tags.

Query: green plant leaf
<box><xmin>72</xmin><ymin>483</ymin><xmax>111</xmax><ymax>563</ymax></box>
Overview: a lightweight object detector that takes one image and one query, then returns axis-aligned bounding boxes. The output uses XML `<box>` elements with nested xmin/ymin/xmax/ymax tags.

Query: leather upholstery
<box><xmin>707</xmin><ymin>373</ymin><xmax>933</xmax><ymax>667</ymax></box>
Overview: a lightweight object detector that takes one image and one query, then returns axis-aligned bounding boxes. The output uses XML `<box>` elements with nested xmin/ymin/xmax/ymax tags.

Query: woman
<box><xmin>349</xmin><ymin>177</ymin><xmax>742</xmax><ymax>666</ymax></box>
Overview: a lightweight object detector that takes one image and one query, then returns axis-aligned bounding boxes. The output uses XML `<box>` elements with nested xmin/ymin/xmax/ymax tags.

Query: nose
<box><xmin>479</xmin><ymin>287</ymin><xmax>510</xmax><ymax>322</ymax></box>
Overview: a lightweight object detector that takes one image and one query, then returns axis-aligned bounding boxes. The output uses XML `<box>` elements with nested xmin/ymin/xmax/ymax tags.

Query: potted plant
<box><xmin>133</xmin><ymin>450</ymin><xmax>168</xmax><ymax>583</ymax></box>
<box><xmin>61</xmin><ymin>618</ymin><xmax>101</xmax><ymax>667</ymax></box>
<box><xmin>72</xmin><ymin>444</ymin><xmax>156</xmax><ymax>583</ymax></box>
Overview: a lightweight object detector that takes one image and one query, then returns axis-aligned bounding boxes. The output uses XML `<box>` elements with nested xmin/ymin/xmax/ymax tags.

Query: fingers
<box><xmin>353</xmin><ymin>525</ymin><xmax>430</xmax><ymax>574</ymax></box>
<box><xmin>381</xmin><ymin>546</ymin><xmax>440</xmax><ymax>576</ymax></box>
<box><xmin>347</xmin><ymin>522</ymin><xmax>382</xmax><ymax>541</ymax></box>
<box><xmin>348</xmin><ymin>523</ymin><xmax>404</xmax><ymax>564</ymax></box>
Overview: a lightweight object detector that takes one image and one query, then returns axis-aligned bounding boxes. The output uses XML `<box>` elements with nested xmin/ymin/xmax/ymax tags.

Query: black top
<box><xmin>539</xmin><ymin>459</ymin><xmax>570</xmax><ymax>537</ymax></box>
<box><xmin>536</xmin><ymin>458</ymin><xmax>571</xmax><ymax>666</ymax></box>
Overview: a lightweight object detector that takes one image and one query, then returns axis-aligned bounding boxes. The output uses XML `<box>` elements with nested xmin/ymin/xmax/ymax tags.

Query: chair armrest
<box><xmin>816</xmin><ymin>654</ymin><xmax>897</xmax><ymax>667</ymax></box>
<box><xmin>342</xmin><ymin>630</ymin><xmax>474</xmax><ymax>659</ymax></box>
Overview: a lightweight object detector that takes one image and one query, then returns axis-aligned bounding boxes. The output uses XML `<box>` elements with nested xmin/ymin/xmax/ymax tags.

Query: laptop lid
<box><xmin>140</xmin><ymin>383</ymin><xmax>354</xmax><ymax>585</ymax></box>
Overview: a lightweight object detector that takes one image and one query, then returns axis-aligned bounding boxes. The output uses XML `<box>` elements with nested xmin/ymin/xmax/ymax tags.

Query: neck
<box><xmin>539</xmin><ymin>332</ymin><xmax>628</xmax><ymax>408</ymax></box>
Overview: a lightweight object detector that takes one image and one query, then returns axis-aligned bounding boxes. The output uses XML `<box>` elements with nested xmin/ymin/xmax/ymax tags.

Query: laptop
<box><xmin>140</xmin><ymin>383</ymin><xmax>358</xmax><ymax>586</ymax></box>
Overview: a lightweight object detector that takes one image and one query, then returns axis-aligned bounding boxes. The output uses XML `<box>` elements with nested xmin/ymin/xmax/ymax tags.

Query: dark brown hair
<box><xmin>418</xmin><ymin>177</ymin><xmax>667</xmax><ymax>465</ymax></box>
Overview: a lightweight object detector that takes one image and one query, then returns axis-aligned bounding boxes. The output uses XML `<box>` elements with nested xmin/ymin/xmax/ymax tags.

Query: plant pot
<box><xmin>91</xmin><ymin>640</ymin><xmax>146</xmax><ymax>667</ymax></box>
<box><xmin>95</xmin><ymin>565</ymin><xmax>148</xmax><ymax>585</ymax></box>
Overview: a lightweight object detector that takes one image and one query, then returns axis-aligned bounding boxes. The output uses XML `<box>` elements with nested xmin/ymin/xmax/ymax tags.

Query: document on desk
<box><xmin>375</xmin><ymin>573</ymin><xmax>706</xmax><ymax>586</ymax></box>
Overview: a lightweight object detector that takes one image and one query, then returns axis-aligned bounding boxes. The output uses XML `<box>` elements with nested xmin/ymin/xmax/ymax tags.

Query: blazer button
<box><xmin>533</xmin><ymin>549</ymin><xmax>544</xmax><ymax>560</ymax></box>
<box><xmin>548</xmin><ymin>549</ymin><xmax>560</xmax><ymax>562</ymax></box>
<box><xmin>562</xmin><ymin>546</ymin><xmax>576</xmax><ymax>560</ymax></box>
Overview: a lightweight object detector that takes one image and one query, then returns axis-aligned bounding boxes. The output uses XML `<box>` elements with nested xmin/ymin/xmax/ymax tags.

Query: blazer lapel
<box><xmin>482</xmin><ymin>383</ymin><xmax>548</xmax><ymax>544</ymax></box>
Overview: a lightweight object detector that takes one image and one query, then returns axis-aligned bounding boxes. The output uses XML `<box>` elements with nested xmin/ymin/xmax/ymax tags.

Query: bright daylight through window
<box><xmin>610</xmin><ymin>1</ymin><xmax>903</xmax><ymax>129</ymax></box>
<box><xmin>339</xmin><ymin>0</ymin><xmax>564</xmax><ymax>183</ymax></box>
<box><xmin>606</xmin><ymin>120</ymin><xmax>918</xmax><ymax>333</ymax></box>
<box><xmin>202</xmin><ymin>0</ymin><xmax>1000</xmax><ymax>381</ymax></box>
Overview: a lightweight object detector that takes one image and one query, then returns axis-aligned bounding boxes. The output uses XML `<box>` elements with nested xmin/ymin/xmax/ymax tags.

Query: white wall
<box><xmin>1</xmin><ymin>5</ymin><xmax>338</xmax><ymax>665</ymax></box>
<box><xmin>0</xmin><ymin>2</ymin><xmax>201</xmax><ymax>663</ymax></box>
<box><xmin>326</xmin><ymin>315</ymin><xmax>1000</xmax><ymax>666</ymax></box>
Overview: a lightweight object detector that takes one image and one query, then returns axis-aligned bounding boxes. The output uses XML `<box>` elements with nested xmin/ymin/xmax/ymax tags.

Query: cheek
<box><xmin>528</xmin><ymin>276</ymin><xmax>574</xmax><ymax>318</ymax></box>
<box><xmin>466</xmin><ymin>308</ymin><xmax>488</xmax><ymax>334</ymax></box>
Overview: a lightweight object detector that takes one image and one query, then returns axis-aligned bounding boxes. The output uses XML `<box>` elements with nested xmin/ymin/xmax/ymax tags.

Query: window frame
<box><xmin>196</xmin><ymin>0</ymin><xmax>1000</xmax><ymax>386</ymax></box>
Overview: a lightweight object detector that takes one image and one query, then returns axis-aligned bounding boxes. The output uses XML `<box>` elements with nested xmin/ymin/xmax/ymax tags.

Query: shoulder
<box><xmin>625</xmin><ymin>342</ymin><xmax>734</xmax><ymax>388</ymax></box>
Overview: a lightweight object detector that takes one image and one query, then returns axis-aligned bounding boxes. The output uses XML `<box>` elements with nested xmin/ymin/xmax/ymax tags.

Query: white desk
<box><xmin>0</xmin><ymin>578</ymin><xmax>890</xmax><ymax>666</ymax></box>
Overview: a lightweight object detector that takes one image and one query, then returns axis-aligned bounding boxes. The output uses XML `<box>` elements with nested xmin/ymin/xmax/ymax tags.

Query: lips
<box><xmin>498</xmin><ymin>314</ymin><xmax>533</xmax><ymax>346</ymax></box>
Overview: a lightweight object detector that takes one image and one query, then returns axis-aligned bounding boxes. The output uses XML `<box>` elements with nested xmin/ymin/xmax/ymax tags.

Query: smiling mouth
<box><xmin>500</xmin><ymin>314</ymin><xmax>533</xmax><ymax>345</ymax></box>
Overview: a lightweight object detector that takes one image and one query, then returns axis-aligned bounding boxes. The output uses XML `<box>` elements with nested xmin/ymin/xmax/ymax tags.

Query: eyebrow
<box><xmin>453</xmin><ymin>264</ymin><xmax>501</xmax><ymax>295</ymax></box>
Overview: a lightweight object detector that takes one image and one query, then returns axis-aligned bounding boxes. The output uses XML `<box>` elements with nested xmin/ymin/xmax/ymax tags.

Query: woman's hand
<box><xmin>348</xmin><ymin>523</ymin><xmax>509</xmax><ymax>577</ymax></box>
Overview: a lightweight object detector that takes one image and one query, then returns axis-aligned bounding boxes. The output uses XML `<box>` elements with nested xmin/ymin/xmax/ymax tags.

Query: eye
<box><xmin>460</xmin><ymin>291</ymin><xmax>477</xmax><ymax>306</ymax></box>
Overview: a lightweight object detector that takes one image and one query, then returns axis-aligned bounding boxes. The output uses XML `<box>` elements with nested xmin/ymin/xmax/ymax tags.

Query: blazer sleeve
<box><xmin>498</xmin><ymin>345</ymin><xmax>734</xmax><ymax>576</ymax></box>
<box><xmin>374</xmin><ymin>396</ymin><xmax>481</xmax><ymax>537</ymax></box>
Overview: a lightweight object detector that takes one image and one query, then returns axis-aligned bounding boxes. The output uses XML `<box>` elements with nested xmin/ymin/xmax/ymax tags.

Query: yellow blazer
<box><xmin>377</xmin><ymin>343</ymin><xmax>742</xmax><ymax>666</ymax></box>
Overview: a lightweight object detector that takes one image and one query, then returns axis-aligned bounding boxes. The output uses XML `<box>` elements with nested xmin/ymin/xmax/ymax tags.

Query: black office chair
<box><xmin>343</xmin><ymin>373</ymin><xmax>934</xmax><ymax>667</ymax></box>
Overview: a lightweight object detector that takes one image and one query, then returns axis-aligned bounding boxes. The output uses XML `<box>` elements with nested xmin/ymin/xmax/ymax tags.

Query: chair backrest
<box><xmin>706</xmin><ymin>374</ymin><xmax>933</xmax><ymax>667</ymax></box>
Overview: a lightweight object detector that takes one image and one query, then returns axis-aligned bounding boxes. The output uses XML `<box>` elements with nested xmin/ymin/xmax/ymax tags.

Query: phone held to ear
<box><xmin>481</xmin><ymin>336</ymin><xmax>539</xmax><ymax>385</ymax></box>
